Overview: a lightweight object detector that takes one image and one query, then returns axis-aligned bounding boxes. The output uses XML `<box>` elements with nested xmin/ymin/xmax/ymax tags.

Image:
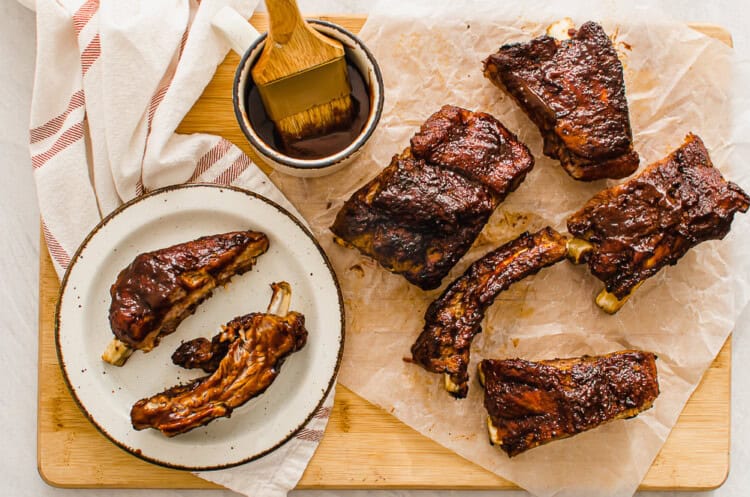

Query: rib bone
<box><xmin>101</xmin><ymin>338</ymin><xmax>134</xmax><ymax>366</ymax></box>
<box><xmin>566</xmin><ymin>238</ymin><xmax>594</xmax><ymax>264</ymax></box>
<box><xmin>595</xmin><ymin>282</ymin><xmax>643</xmax><ymax>314</ymax></box>
<box><xmin>267</xmin><ymin>281</ymin><xmax>292</xmax><ymax>316</ymax></box>
<box><xmin>103</xmin><ymin>230</ymin><xmax>269</xmax><ymax>366</ymax></box>
<box><xmin>130</xmin><ymin>282</ymin><xmax>307</xmax><ymax>437</ymax></box>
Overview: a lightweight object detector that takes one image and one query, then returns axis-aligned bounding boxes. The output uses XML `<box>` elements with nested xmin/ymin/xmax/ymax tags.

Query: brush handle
<box><xmin>211</xmin><ymin>6</ymin><xmax>261</xmax><ymax>55</ymax></box>
<box><xmin>265</xmin><ymin>0</ymin><xmax>305</xmax><ymax>44</ymax></box>
<box><xmin>253</xmin><ymin>0</ymin><xmax>345</xmax><ymax>85</ymax></box>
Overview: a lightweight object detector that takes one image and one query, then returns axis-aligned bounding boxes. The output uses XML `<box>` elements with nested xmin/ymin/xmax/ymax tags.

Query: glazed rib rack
<box><xmin>331</xmin><ymin>104</ymin><xmax>534</xmax><ymax>290</ymax></box>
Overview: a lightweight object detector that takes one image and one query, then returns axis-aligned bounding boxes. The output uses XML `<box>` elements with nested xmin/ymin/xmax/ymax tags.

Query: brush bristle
<box><xmin>275</xmin><ymin>94</ymin><xmax>354</xmax><ymax>145</ymax></box>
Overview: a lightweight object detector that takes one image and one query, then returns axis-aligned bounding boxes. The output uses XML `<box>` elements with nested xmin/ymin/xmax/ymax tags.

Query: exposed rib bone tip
<box><xmin>101</xmin><ymin>338</ymin><xmax>134</xmax><ymax>366</ymax></box>
<box><xmin>444</xmin><ymin>373</ymin><xmax>461</xmax><ymax>394</ymax></box>
<box><xmin>267</xmin><ymin>281</ymin><xmax>292</xmax><ymax>316</ymax></box>
<box><xmin>596</xmin><ymin>281</ymin><xmax>643</xmax><ymax>314</ymax></box>
<box><xmin>566</xmin><ymin>238</ymin><xmax>594</xmax><ymax>264</ymax></box>
<box><xmin>487</xmin><ymin>416</ymin><xmax>501</xmax><ymax>446</ymax></box>
<box><xmin>477</xmin><ymin>362</ymin><xmax>486</xmax><ymax>387</ymax></box>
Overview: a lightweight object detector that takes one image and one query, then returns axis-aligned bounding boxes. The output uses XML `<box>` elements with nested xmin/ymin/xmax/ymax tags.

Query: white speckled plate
<box><xmin>55</xmin><ymin>184</ymin><xmax>344</xmax><ymax>470</ymax></box>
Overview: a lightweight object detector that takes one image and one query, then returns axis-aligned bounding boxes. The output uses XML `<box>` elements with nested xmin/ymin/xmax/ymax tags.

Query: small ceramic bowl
<box><xmin>232</xmin><ymin>20</ymin><xmax>384</xmax><ymax>178</ymax></box>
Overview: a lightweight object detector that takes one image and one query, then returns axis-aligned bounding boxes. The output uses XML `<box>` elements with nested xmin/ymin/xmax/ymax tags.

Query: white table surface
<box><xmin>2</xmin><ymin>1</ymin><xmax>748</xmax><ymax>496</ymax></box>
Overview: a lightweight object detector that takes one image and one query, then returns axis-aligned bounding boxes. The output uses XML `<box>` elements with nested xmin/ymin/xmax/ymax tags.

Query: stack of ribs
<box><xmin>411</xmin><ymin>227</ymin><xmax>569</xmax><ymax>397</ymax></box>
<box><xmin>103</xmin><ymin>230</ymin><xmax>269</xmax><ymax>366</ymax></box>
<box><xmin>131</xmin><ymin>282</ymin><xmax>308</xmax><ymax>436</ymax></box>
<box><xmin>483</xmin><ymin>21</ymin><xmax>639</xmax><ymax>181</ymax></box>
<box><xmin>331</xmin><ymin>104</ymin><xmax>534</xmax><ymax>290</ymax></box>
<box><xmin>567</xmin><ymin>134</ymin><xmax>750</xmax><ymax>313</ymax></box>
<box><xmin>478</xmin><ymin>350</ymin><xmax>660</xmax><ymax>456</ymax></box>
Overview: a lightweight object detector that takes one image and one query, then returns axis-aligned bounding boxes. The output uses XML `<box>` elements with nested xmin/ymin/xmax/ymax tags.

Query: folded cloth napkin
<box><xmin>28</xmin><ymin>0</ymin><xmax>333</xmax><ymax>494</ymax></box>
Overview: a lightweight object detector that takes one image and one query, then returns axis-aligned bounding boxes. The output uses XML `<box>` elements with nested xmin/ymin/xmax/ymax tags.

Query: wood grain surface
<box><xmin>37</xmin><ymin>13</ymin><xmax>732</xmax><ymax>491</ymax></box>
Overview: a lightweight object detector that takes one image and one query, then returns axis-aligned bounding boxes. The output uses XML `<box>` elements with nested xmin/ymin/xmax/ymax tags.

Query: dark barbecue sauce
<box><xmin>245</xmin><ymin>57</ymin><xmax>371</xmax><ymax>160</ymax></box>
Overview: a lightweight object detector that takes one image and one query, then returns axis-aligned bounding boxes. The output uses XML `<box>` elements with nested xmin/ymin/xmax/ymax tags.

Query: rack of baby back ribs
<box><xmin>331</xmin><ymin>19</ymin><xmax>748</xmax><ymax>456</ymax></box>
<box><xmin>99</xmin><ymin>19</ymin><xmax>748</xmax><ymax>456</ymax></box>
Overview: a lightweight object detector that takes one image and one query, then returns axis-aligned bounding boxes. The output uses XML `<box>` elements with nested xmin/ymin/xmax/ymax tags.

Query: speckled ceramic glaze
<box><xmin>55</xmin><ymin>184</ymin><xmax>344</xmax><ymax>470</ymax></box>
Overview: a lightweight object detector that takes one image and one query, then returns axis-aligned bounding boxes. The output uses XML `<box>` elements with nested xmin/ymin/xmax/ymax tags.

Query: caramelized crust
<box><xmin>331</xmin><ymin>151</ymin><xmax>497</xmax><ymax>289</ymax></box>
<box><xmin>109</xmin><ymin>231</ymin><xmax>269</xmax><ymax>352</ymax></box>
<box><xmin>411</xmin><ymin>228</ymin><xmax>568</xmax><ymax>397</ymax></box>
<box><xmin>568</xmin><ymin>134</ymin><xmax>750</xmax><ymax>299</ymax></box>
<box><xmin>131</xmin><ymin>310</ymin><xmax>307</xmax><ymax>436</ymax></box>
<box><xmin>410</xmin><ymin>105</ymin><xmax>534</xmax><ymax>198</ymax></box>
<box><xmin>331</xmin><ymin>105</ymin><xmax>533</xmax><ymax>290</ymax></box>
<box><xmin>479</xmin><ymin>350</ymin><xmax>659</xmax><ymax>457</ymax></box>
<box><xmin>483</xmin><ymin>21</ymin><xmax>639</xmax><ymax>181</ymax></box>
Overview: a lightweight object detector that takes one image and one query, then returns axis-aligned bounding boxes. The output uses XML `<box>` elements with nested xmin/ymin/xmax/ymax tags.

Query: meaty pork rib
<box><xmin>170</xmin><ymin>283</ymin><xmax>294</xmax><ymax>372</ymax></box>
<box><xmin>331</xmin><ymin>150</ymin><xmax>498</xmax><ymax>289</ymax></box>
<box><xmin>483</xmin><ymin>21</ymin><xmax>639</xmax><ymax>181</ymax></box>
<box><xmin>411</xmin><ymin>228</ymin><xmax>568</xmax><ymax>398</ymax></box>
<box><xmin>567</xmin><ymin>134</ymin><xmax>750</xmax><ymax>313</ymax></box>
<box><xmin>478</xmin><ymin>350</ymin><xmax>659</xmax><ymax>457</ymax></box>
<box><xmin>331</xmin><ymin>105</ymin><xmax>534</xmax><ymax>290</ymax></box>
<box><xmin>103</xmin><ymin>230</ymin><xmax>269</xmax><ymax>366</ymax></box>
<box><xmin>130</xmin><ymin>282</ymin><xmax>307</xmax><ymax>437</ymax></box>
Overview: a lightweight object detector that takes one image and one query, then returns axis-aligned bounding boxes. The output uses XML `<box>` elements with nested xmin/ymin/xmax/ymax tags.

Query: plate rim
<box><xmin>54</xmin><ymin>182</ymin><xmax>345</xmax><ymax>471</ymax></box>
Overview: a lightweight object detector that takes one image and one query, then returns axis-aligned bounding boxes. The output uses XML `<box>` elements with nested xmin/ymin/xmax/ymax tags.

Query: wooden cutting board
<box><xmin>37</xmin><ymin>13</ymin><xmax>732</xmax><ymax>491</ymax></box>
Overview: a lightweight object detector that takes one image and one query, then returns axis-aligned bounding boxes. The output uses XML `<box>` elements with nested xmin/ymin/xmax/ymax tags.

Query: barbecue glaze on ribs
<box><xmin>478</xmin><ymin>350</ymin><xmax>659</xmax><ymax>457</ymax></box>
<box><xmin>103</xmin><ymin>230</ymin><xmax>269</xmax><ymax>366</ymax></box>
<box><xmin>130</xmin><ymin>282</ymin><xmax>307</xmax><ymax>437</ymax></box>
<box><xmin>331</xmin><ymin>105</ymin><xmax>534</xmax><ymax>290</ymax></box>
<box><xmin>567</xmin><ymin>134</ymin><xmax>750</xmax><ymax>312</ymax></box>
<box><xmin>411</xmin><ymin>228</ymin><xmax>568</xmax><ymax>397</ymax></box>
<box><xmin>483</xmin><ymin>21</ymin><xmax>639</xmax><ymax>181</ymax></box>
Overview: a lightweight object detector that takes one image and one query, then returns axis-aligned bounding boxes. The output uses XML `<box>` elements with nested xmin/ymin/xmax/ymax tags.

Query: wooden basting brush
<box><xmin>252</xmin><ymin>0</ymin><xmax>354</xmax><ymax>148</ymax></box>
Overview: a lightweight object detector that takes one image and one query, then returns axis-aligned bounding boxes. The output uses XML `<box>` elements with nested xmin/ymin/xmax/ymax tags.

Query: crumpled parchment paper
<box><xmin>271</xmin><ymin>1</ymin><xmax>750</xmax><ymax>496</ymax></box>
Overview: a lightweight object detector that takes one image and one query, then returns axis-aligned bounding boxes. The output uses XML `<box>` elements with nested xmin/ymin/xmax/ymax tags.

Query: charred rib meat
<box><xmin>483</xmin><ymin>21</ymin><xmax>639</xmax><ymax>181</ymax></box>
<box><xmin>130</xmin><ymin>282</ymin><xmax>307</xmax><ymax>437</ymax></box>
<box><xmin>331</xmin><ymin>150</ymin><xmax>497</xmax><ymax>289</ymax></box>
<box><xmin>567</xmin><ymin>134</ymin><xmax>750</xmax><ymax>313</ymax></box>
<box><xmin>103</xmin><ymin>230</ymin><xmax>269</xmax><ymax>366</ymax></box>
<box><xmin>478</xmin><ymin>350</ymin><xmax>659</xmax><ymax>457</ymax></box>
<box><xmin>411</xmin><ymin>228</ymin><xmax>568</xmax><ymax>397</ymax></box>
<box><xmin>331</xmin><ymin>105</ymin><xmax>534</xmax><ymax>290</ymax></box>
<box><xmin>409</xmin><ymin>104</ymin><xmax>535</xmax><ymax>198</ymax></box>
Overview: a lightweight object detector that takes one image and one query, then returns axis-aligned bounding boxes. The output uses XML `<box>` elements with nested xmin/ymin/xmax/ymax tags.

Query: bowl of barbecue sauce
<box><xmin>233</xmin><ymin>19</ymin><xmax>384</xmax><ymax>178</ymax></box>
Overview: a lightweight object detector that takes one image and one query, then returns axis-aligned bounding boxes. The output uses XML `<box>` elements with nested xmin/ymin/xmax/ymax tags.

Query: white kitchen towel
<box><xmin>28</xmin><ymin>0</ymin><xmax>333</xmax><ymax>495</ymax></box>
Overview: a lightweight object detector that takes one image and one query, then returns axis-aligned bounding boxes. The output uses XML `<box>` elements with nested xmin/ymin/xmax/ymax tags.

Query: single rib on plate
<box><xmin>411</xmin><ymin>227</ymin><xmax>568</xmax><ymax>398</ymax></box>
<box><xmin>478</xmin><ymin>350</ymin><xmax>659</xmax><ymax>457</ymax></box>
<box><xmin>567</xmin><ymin>133</ymin><xmax>750</xmax><ymax>313</ymax></box>
<box><xmin>331</xmin><ymin>105</ymin><xmax>534</xmax><ymax>290</ymax></box>
<box><xmin>103</xmin><ymin>230</ymin><xmax>269</xmax><ymax>366</ymax></box>
<box><xmin>130</xmin><ymin>282</ymin><xmax>307</xmax><ymax>437</ymax></box>
<box><xmin>483</xmin><ymin>20</ymin><xmax>639</xmax><ymax>181</ymax></box>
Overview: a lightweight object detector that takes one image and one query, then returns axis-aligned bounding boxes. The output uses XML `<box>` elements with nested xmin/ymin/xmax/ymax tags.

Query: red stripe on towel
<box><xmin>42</xmin><ymin>220</ymin><xmax>71</xmax><ymax>269</ymax></box>
<box><xmin>81</xmin><ymin>34</ymin><xmax>101</xmax><ymax>75</ymax></box>
<box><xmin>213</xmin><ymin>153</ymin><xmax>251</xmax><ymax>185</ymax></box>
<box><xmin>189</xmin><ymin>139</ymin><xmax>233</xmax><ymax>182</ymax></box>
<box><xmin>72</xmin><ymin>0</ymin><xmax>100</xmax><ymax>36</ymax></box>
<box><xmin>147</xmin><ymin>85</ymin><xmax>169</xmax><ymax>128</ymax></box>
<box><xmin>178</xmin><ymin>25</ymin><xmax>190</xmax><ymax>60</ymax></box>
<box><xmin>295</xmin><ymin>429</ymin><xmax>324</xmax><ymax>443</ymax></box>
<box><xmin>31</xmin><ymin>121</ymin><xmax>85</xmax><ymax>169</ymax></box>
<box><xmin>30</xmin><ymin>90</ymin><xmax>86</xmax><ymax>144</ymax></box>
<box><xmin>313</xmin><ymin>406</ymin><xmax>332</xmax><ymax>419</ymax></box>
